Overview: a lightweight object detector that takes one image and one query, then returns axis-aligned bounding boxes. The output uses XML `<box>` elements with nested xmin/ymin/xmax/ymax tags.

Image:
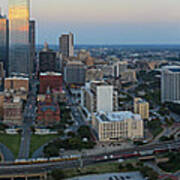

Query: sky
<box><xmin>1</xmin><ymin>0</ymin><xmax>180</xmax><ymax>45</ymax></box>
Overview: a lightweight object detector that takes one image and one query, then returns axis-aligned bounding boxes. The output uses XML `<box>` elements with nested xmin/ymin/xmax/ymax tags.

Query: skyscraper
<box><xmin>59</xmin><ymin>33</ymin><xmax>74</xmax><ymax>58</ymax></box>
<box><xmin>0</xmin><ymin>13</ymin><xmax>9</xmax><ymax>75</ymax></box>
<box><xmin>161</xmin><ymin>66</ymin><xmax>180</xmax><ymax>103</ymax></box>
<box><xmin>29</xmin><ymin>20</ymin><xmax>35</xmax><ymax>74</ymax></box>
<box><xmin>8</xmin><ymin>0</ymin><xmax>30</xmax><ymax>76</ymax></box>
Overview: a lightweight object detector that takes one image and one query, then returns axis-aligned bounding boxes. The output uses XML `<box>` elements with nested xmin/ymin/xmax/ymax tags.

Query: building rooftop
<box><xmin>40</xmin><ymin>72</ymin><xmax>62</xmax><ymax>76</ymax></box>
<box><xmin>163</xmin><ymin>66</ymin><xmax>180</xmax><ymax>73</ymax></box>
<box><xmin>5</xmin><ymin>77</ymin><xmax>29</xmax><ymax>80</ymax></box>
<box><xmin>97</xmin><ymin>111</ymin><xmax>142</xmax><ymax>123</ymax></box>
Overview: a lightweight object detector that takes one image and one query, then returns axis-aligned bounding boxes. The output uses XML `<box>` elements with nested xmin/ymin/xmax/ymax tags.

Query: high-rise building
<box><xmin>0</xmin><ymin>13</ymin><xmax>9</xmax><ymax>75</ymax></box>
<box><xmin>39</xmin><ymin>42</ymin><xmax>57</xmax><ymax>72</ymax></box>
<box><xmin>8</xmin><ymin>0</ymin><xmax>30</xmax><ymax>76</ymax></box>
<box><xmin>161</xmin><ymin>66</ymin><xmax>180</xmax><ymax>103</ymax></box>
<box><xmin>64</xmin><ymin>61</ymin><xmax>86</xmax><ymax>85</ymax></box>
<box><xmin>81</xmin><ymin>81</ymin><xmax>118</xmax><ymax>115</ymax></box>
<box><xmin>29</xmin><ymin>20</ymin><xmax>36</xmax><ymax>74</ymax></box>
<box><xmin>134</xmin><ymin>98</ymin><xmax>149</xmax><ymax>120</ymax></box>
<box><xmin>59</xmin><ymin>33</ymin><xmax>74</xmax><ymax>57</ymax></box>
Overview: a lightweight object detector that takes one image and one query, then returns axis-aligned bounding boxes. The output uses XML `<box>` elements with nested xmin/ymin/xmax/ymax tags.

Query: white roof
<box><xmin>5</xmin><ymin>77</ymin><xmax>29</xmax><ymax>80</ymax></box>
<box><xmin>40</xmin><ymin>72</ymin><xmax>62</xmax><ymax>76</ymax></box>
<box><xmin>97</xmin><ymin>111</ymin><xmax>142</xmax><ymax>123</ymax></box>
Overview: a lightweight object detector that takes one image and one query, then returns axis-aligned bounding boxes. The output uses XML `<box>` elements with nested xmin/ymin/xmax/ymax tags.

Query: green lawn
<box><xmin>0</xmin><ymin>134</ymin><xmax>21</xmax><ymax>158</ymax></box>
<box><xmin>148</xmin><ymin>119</ymin><xmax>163</xmax><ymax>138</ymax></box>
<box><xmin>30</xmin><ymin>134</ymin><xmax>59</xmax><ymax>157</ymax></box>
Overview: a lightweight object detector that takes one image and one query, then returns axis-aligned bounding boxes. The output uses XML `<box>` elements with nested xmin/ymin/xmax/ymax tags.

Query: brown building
<box><xmin>3</xmin><ymin>97</ymin><xmax>23</xmax><ymax>126</ymax></box>
<box><xmin>5</xmin><ymin>77</ymin><xmax>29</xmax><ymax>92</ymax></box>
<box><xmin>37</xmin><ymin>90</ymin><xmax>60</xmax><ymax>126</ymax></box>
<box><xmin>85</xmin><ymin>68</ymin><xmax>103</xmax><ymax>82</ymax></box>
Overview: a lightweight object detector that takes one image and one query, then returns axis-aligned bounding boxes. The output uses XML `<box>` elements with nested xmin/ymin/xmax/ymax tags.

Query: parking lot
<box><xmin>67</xmin><ymin>172</ymin><xmax>145</xmax><ymax>180</ymax></box>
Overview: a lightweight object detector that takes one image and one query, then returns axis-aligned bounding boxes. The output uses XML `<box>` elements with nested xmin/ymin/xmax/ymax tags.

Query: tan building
<box><xmin>120</xmin><ymin>70</ymin><xmax>137</xmax><ymax>83</ymax></box>
<box><xmin>5</xmin><ymin>77</ymin><xmax>29</xmax><ymax>92</ymax></box>
<box><xmin>85</xmin><ymin>68</ymin><xmax>103</xmax><ymax>82</ymax></box>
<box><xmin>3</xmin><ymin>97</ymin><xmax>23</xmax><ymax>126</ymax></box>
<box><xmin>93</xmin><ymin>111</ymin><xmax>144</xmax><ymax>141</ymax></box>
<box><xmin>0</xmin><ymin>93</ymin><xmax>4</xmax><ymax>119</ymax></box>
<box><xmin>134</xmin><ymin>98</ymin><xmax>149</xmax><ymax>120</ymax></box>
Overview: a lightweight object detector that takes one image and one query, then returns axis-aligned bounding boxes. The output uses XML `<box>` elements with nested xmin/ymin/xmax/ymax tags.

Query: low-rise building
<box><xmin>37</xmin><ymin>89</ymin><xmax>60</xmax><ymax>126</ymax></box>
<box><xmin>93</xmin><ymin>111</ymin><xmax>144</xmax><ymax>141</ymax></box>
<box><xmin>3</xmin><ymin>97</ymin><xmax>23</xmax><ymax>126</ymax></box>
<box><xmin>5</xmin><ymin>77</ymin><xmax>29</xmax><ymax>92</ymax></box>
<box><xmin>134</xmin><ymin>98</ymin><xmax>149</xmax><ymax>120</ymax></box>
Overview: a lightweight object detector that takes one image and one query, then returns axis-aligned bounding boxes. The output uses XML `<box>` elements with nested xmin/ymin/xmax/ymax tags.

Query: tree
<box><xmin>51</xmin><ymin>169</ymin><xmax>65</xmax><ymax>180</ymax></box>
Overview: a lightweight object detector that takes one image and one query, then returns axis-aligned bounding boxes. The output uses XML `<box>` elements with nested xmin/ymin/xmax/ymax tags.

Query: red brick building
<box><xmin>37</xmin><ymin>90</ymin><xmax>60</xmax><ymax>126</ymax></box>
<box><xmin>39</xmin><ymin>72</ymin><xmax>63</xmax><ymax>94</ymax></box>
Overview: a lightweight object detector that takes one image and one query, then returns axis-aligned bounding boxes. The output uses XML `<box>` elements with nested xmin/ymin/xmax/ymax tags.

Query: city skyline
<box><xmin>1</xmin><ymin>0</ymin><xmax>180</xmax><ymax>44</ymax></box>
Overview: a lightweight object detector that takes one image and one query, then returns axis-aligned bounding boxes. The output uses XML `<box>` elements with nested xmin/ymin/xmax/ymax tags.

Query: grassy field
<box><xmin>30</xmin><ymin>134</ymin><xmax>59</xmax><ymax>157</ymax></box>
<box><xmin>0</xmin><ymin>134</ymin><xmax>21</xmax><ymax>158</ymax></box>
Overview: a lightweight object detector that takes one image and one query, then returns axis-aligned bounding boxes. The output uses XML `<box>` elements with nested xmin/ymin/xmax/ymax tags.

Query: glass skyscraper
<box><xmin>0</xmin><ymin>14</ymin><xmax>9</xmax><ymax>75</ymax></box>
<box><xmin>8</xmin><ymin>0</ymin><xmax>30</xmax><ymax>76</ymax></box>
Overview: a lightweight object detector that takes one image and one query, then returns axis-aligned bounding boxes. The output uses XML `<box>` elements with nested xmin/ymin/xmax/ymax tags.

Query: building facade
<box><xmin>161</xmin><ymin>66</ymin><xmax>180</xmax><ymax>103</ymax></box>
<box><xmin>0</xmin><ymin>13</ymin><xmax>8</xmax><ymax>75</ymax></box>
<box><xmin>39</xmin><ymin>43</ymin><xmax>57</xmax><ymax>72</ymax></box>
<box><xmin>8</xmin><ymin>0</ymin><xmax>30</xmax><ymax>75</ymax></box>
<box><xmin>39</xmin><ymin>72</ymin><xmax>63</xmax><ymax>94</ymax></box>
<box><xmin>64</xmin><ymin>61</ymin><xmax>86</xmax><ymax>85</ymax></box>
<box><xmin>29</xmin><ymin>20</ymin><xmax>35</xmax><ymax>74</ymax></box>
<box><xmin>37</xmin><ymin>90</ymin><xmax>60</xmax><ymax>126</ymax></box>
<box><xmin>134</xmin><ymin>98</ymin><xmax>149</xmax><ymax>120</ymax></box>
<box><xmin>93</xmin><ymin>111</ymin><xmax>144</xmax><ymax>141</ymax></box>
<box><xmin>59</xmin><ymin>33</ymin><xmax>74</xmax><ymax>57</ymax></box>
<box><xmin>81</xmin><ymin>81</ymin><xmax>118</xmax><ymax>115</ymax></box>
<box><xmin>3</xmin><ymin>97</ymin><xmax>23</xmax><ymax>125</ymax></box>
<box><xmin>5</xmin><ymin>77</ymin><xmax>29</xmax><ymax>92</ymax></box>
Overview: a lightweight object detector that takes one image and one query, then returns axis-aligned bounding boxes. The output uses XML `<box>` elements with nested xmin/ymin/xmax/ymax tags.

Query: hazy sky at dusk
<box><xmin>1</xmin><ymin>0</ymin><xmax>180</xmax><ymax>45</ymax></box>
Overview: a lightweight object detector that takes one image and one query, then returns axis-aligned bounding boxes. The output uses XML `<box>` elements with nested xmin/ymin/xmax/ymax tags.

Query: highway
<box><xmin>0</xmin><ymin>140</ymin><xmax>179</xmax><ymax>175</ymax></box>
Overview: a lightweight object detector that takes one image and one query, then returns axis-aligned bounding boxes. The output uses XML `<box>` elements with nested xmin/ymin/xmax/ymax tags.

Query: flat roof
<box><xmin>40</xmin><ymin>72</ymin><xmax>62</xmax><ymax>76</ymax></box>
<box><xmin>5</xmin><ymin>77</ymin><xmax>29</xmax><ymax>80</ymax></box>
<box><xmin>97</xmin><ymin>111</ymin><xmax>142</xmax><ymax>123</ymax></box>
<box><xmin>163</xmin><ymin>66</ymin><xmax>180</xmax><ymax>73</ymax></box>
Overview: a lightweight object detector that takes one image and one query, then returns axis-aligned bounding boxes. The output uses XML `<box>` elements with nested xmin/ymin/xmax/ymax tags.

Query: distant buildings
<box><xmin>8</xmin><ymin>0</ymin><xmax>31</xmax><ymax>76</ymax></box>
<box><xmin>120</xmin><ymin>70</ymin><xmax>137</xmax><ymax>83</ymax></box>
<box><xmin>59</xmin><ymin>33</ymin><xmax>74</xmax><ymax>58</ymax></box>
<box><xmin>113</xmin><ymin>61</ymin><xmax>128</xmax><ymax>78</ymax></box>
<box><xmin>64</xmin><ymin>61</ymin><xmax>86</xmax><ymax>85</ymax></box>
<box><xmin>134</xmin><ymin>98</ymin><xmax>149</xmax><ymax>120</ymax></box>
<box><xmin>93</xmin><ymin>111</ymin><xmax>144</xmax><ymax>141</ymax></box>
<box><xmin>85</xmin><ymin>68</ymin><xmax>103</xmax><ymax>82</ymax></box>
<box><xmin>81</xmin><ymin>81</ymin><xmax>118</xmax><ymax>115</ymax></box>
<box><xmin>39</xmin><ymin>72</ymin><xmax>63</xmax><ymax>94</ymax></box>
<box><xmin>37</xmin><ymin>89</ymin><xmax>60</xmax><ymax>126</ymax></box>
<box><xmin>161</xmin><ymin>66</ymin><xmax>180</xmax><ymax>103</ymax></box>
<box><xmin>0</xmin><ymin>13</ymin><xmax>8</xmax><ymax>75</ymax></box>
<box><xmin>39</xmin><ymin>43</ymin><xmax>57</xmax><ymax>72</ymax></box>
<box><xmin>3</xmin><ymin>96</ymin><xmax>23</xmax><ymax>126</ymax></box>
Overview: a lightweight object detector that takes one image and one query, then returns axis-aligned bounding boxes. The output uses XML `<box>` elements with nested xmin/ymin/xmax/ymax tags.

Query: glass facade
<box><xmin>0</xmin><ymin>15</ymin><xmax>9</xmax><ymax>75</ymax></box>
<box><xmin>9</xmin><ymin>0</ymin><xmax>30</xmax><ymax>75</ymax></box>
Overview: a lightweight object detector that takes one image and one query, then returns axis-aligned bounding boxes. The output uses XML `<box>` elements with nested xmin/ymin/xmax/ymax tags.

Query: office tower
<box><xmin>81</xmin><ymin>81</ymin><xmax>118</xmax><ymax>114</ymax></box>
<box><xmin>161</xmin><ymin>66</ymin><xmax>180</xmax><ymax>103</ymax></box>
<box><xmin>39</xmin><ymin>42</ymin><xmax>57</xmax><ymax>72</ymax></box>
<box><xmin>0</xmin><ymin>13</ymin><xmax>9</xmax><ymax>75</ymax></box>
<box><xmin>59</xmin><ymin>33</ymin><xmax>74</xmax><ymax>57</ymax></box>
<box><xmin>29</xmin><ymin>20</ymin><xmax>35</xmax><ymax>74</ymax></box>
<box><xmin>134</xmin><ymin>98</ymin><xmax>149</xmax><ymax>120</ymax></box>
<box><xmin>64</xmin><ymin>61</ymin><xmax>86</xmax><ymax>85</ymax></box>
<box><xmin>8</xmin><ymin>0</ymin><xmax>30</xmax><ymax>76</ymax></box>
